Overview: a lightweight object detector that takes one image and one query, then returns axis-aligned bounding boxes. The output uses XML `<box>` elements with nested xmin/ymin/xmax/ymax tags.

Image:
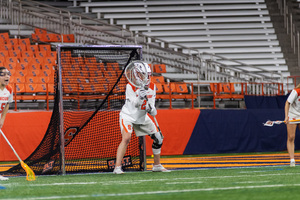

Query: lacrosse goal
<box><xmin>3</xmin><ymin>45</ymin><xmax>146</xmax><ymax>175</ymax></box>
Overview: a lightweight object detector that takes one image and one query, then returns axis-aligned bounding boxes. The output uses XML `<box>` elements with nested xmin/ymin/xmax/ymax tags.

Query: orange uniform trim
<box><xmin>121</xmin><ymin>119</ymin><xmax>129</xmax><ymax>133</ymax></box>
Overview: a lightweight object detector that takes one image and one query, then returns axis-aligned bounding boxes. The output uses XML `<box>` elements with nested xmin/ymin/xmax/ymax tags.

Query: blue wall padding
<box><xmin>183</xmin><ymin>109</ymin><xmax>300</xmax><ymax>155</ymax></box>
<box><xmin>244</xmin><ymin>95</ymin><xmax>288</xmax><ymax>109</ymax></box>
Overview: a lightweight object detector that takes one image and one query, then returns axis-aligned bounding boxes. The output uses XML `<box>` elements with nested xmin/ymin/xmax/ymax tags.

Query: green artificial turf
<box><xmin>1</xmin><ymin>165</ymin><xmax>300</xmax><ymax>200</ymax></box>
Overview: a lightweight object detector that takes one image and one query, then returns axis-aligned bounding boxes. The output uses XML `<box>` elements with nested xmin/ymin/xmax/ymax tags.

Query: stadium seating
<box><xmin>77</xmin><ymin>0</ymin><xmax>288</xmax><ymax>75</ymax></box>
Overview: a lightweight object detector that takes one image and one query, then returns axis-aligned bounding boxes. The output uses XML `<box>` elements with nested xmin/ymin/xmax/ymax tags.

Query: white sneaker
<box><xmin>290</xmin><ymin>160</ymin><xmax>296</xmax><ymax>167</ymax></box>
<box><xmin>113</xmin><ymin>166</ymin><xmax>124</xmax><ymax>174</ymax></box>
<box><xmin>0</xmin><ymin>175</ymin><xmax>8</xmax><ymax>181</ymax></box>
<box><xmin>152</xmin><ymin>164</ymin><xmax>171</xmax><ymax>172</ymax></box>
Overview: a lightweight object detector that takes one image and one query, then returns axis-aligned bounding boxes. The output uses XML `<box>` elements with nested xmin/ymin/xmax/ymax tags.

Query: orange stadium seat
<box><xmin>13</xmin><ymin>76</ymin><xmax>25</xmax><ymax>84</ymax></box>
<box><xmin>45</xmin><ymin>34</ymin><xmax>61</xmax><ymax>42</ymax></box>
<box><xmin>0</xmin><ymin>44</ymin><xmax>12</xmax><ymax>51</ymax></box>
<box><xmin>0</xmin><ymin>57</ymin><xmax>5</xmax><ymax>65</ymax></box>
<box><xmin>175</xmin><ymin>83</ymin><xmax>189</xmax><ymax>94</ymax></box>
<box><xmin>13</xmin><ymin>44</ymin><xmax>26</xmax><ymax>52</ymax></box>
<box><xmin>89</xmin><ymin>70</ymin><xmax>103</xmax><ymax>77</ymax></box>
<box><xmin>113</xmin><ymin>84</ymin><xmax>126</xmax><ymax>94</ymax></box>
<box><xmin>5</xmin><ymin>57</ymin><xmax>18</xmax><ymax>65</ymax></box>
<box><xmin>0</xmin><ymin>33</ymin><xmax>9</xmax><ymax>43</ymax></box>
<box><xmin>84</xmin><ymin>57</ymin><xmax>97</xmax><ymax>64</ymax></box>
<box><xmin>31</xmin><ymin>34</ymin><xmax>46</xmax><ymax>42</ymax></box>
<box><xmin>222</xmin><ymin>83</ymin><xmax>235</xmax><ymax>93</ymax></box>
<box><xmin>39</xmin><ymin>44</ymin><xmax>51</xmax><ymax>52</ymax></box>
<box><xmin>25</xmin><ymin>83</ymin><xmax>38</xmax><ymax>93</ymax></box>
<box><xmin>43</xmin><ymin>57</ymin><xmax>56</xmax><ymax>65</ymax></box>
<box><xmin>155</xmin><ymin>83</ymin><xmax>164</xmax><ymax>94</ymax></box>
<box><xmin>0</xmin><ymin>51</ymin><xmax>9</xmax><ymax>57</ymax></box>
<box><xmin>19</xmin><ymin>38</ymin><xmax>30</xmax><ymax>46</ymax></box>
<box><xmin>34</xmin><ymin>28</ymin><xmax>47</xmax><ymax>34</ymax></box>
<box><xmin>35</xmin><ymin>51</ymin><xmax>48</xmax><ymax>59</ymax></box>
<box><xmin>14</xmin><ymin>83</ymin><xmax>25</xmax><ymax>93</ymax></box>
<box><xmin>61</xmin><ymin>51</ymin><xmax>71</xmax><ymax>58</ymax></box>
<box><xmin>7</xmin><ymin>38</ymin><xmax>19</xmax><ymax>46</ymax></box>
<box><xmin>63</xmin><ymin>84</ymin><xmax>78</xmax><ymax>93</ymax></box>
<box><xmin>153</xmin><ymin>64</ymin><xmax>167</xmax><ymax>73</ymax></box>
<box><xmin>31</xmin><ymin>57</ymin><xmax>45</xmax><ymax>66</ymax></box>
<box><xmin>27</xmin><ymin>45</ymin><xmax>39</xmax><ymax>53</ymax></box>
<box><xmin>28</xmin><ymin>63</ymin><xmax>41</xmax><ymax>71</ymax></box>
<box><xmin>6</xmin><ymin>62</ymin><xmax>17</xmax><ymax>71</ymax></box>
<box><xmin>47</xmin><ymin>51</ymin><xmax>57</xmax><ymax>58</ymax></box>
<box><xmin>28</xmin><ymin>69</ymin><xmax>41</xmax><ymax>77</ymax></box>
<box><xmin>40</xmin><ymin>69</ymin><xmax>53</xmax><ymax>77</ymax></box>
<box><xmin>42</xmin><ymin>63</ymin><xmax>55</xmax><ymax>71</ymax></box>
<box><xmin>71</xmin><ymin>57</ymin><xmax>84</xmax><ymax>64</ymax></box>
<box><xmin>15</xmin><ymin>69</ymin><xmax>28</xmax><ymax>77</ymax></box>
<box><xmin>16</xmin><ymin>62</ymin><xmax>29</xmax><ymax>70</ymax></box>
<box><xmin>151</xmin><ymin>76</ymin><xmax>165</xmax><ymax>83</ymax></box>
<box><xmin>9</xmin><ymin>50</ymin><xmax>21</xmax><ymax>58</ymax></box>
<box><xmin>38</xmin><ymin>76</ymin><xmax>53</xmax><ymax>84</ymax></box>
<box><xmin>21</xmin><ymin>51</ymin><xmax>35</xmax><ymax>58</ymax></box>
<box><xmin>26</xmin><ymin>76</ymin><xmax>39</xmax><ymax>84</ymax></box>
<box><xmin>106</xmin><ymin>63</ymin><xmax>119</xmax><ymax>71</ymax></box>
<box><xmin>163</xmin><ymin>83</ymin><xmax>176</xmax><ymax>94</ymax></box>
<box><xmin>63</xmin><ymin>34</ymin><xmax>75</xmax><ymax>43</ymax></box>
<box><xmin>103</xmin><ymin>71</ymin><xmax>117</xmax><ymax>79</ymax></box>
<box><xmin>19</xmin><ymin>57</ymin><xmax>32</xmax><ymax>64</ymax></box>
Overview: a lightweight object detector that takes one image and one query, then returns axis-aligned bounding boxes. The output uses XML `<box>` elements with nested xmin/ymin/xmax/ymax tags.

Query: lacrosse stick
<box><xmin>0</xmin><ymin>129</ymin><xmax>36</xmax><ymax>181</ymax></box>
<box><xmin>153</xmin><ymin>117</ymin><xmax>164</xmax><ymax>139</ymax></box>
<box><xmin>263</xmin><ymin>119</ymin><xmax>300</xmax><ymax>127</ymax></box>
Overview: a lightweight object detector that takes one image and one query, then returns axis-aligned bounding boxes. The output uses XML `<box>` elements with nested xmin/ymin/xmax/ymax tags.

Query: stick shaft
<box><xmin>153</xmin><ymin>117</ymin><xmax>164</xmax><ymax>139</ymax></box>
<box><xmin>0</xmin><ymin>129</ymin><xmax>22</xmax><ymax>162</ymax></box>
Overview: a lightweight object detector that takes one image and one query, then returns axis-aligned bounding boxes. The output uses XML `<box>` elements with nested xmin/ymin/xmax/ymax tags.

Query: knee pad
<box><xmin>150</xmin><ymin>132</ymin><xmax>163</xmax><ymax>154</ymax></box>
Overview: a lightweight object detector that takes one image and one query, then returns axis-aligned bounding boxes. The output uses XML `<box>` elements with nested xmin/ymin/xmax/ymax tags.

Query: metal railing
<box><xmin>0</xmin><ymin>0</ymin><xmax>286</xmax><ymax>85</ymax></box>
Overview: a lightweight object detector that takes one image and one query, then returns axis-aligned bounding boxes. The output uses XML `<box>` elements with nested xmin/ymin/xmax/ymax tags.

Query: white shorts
<box><xmin>288</xmin><ymin>111</ymin><xmax>300</xmax><ymax>124</ymax></box>
<box><xmin>120</xmin><ymin>114</ymin><xmax>157</xmax><ymax>136</ymax></box>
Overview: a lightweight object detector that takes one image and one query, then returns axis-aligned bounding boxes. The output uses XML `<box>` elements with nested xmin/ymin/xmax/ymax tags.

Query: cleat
<box><xmin>152</xmin><ymin>164</ymin><xmax>171</xmax><ymax>172</ymax></box>
<box><xmin>290</xmin><ymin>160</ymin><xmax>296</xmax><ymax>167</ymax></box>
<box><xmin>0</xmin><ymin>175</ymin><xmax>8</xmax><ymax>181</ymax></box>
<box><xmin>113</xmin><ymin>166</ymin><xmax>124</xmax><ymax>174</ymax></box>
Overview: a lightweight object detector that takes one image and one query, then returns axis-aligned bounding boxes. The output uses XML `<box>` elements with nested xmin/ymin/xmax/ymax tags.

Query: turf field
<box><xmin>1</xmin><ymin>153</ymin><xmax>300</xmax><ymax>200</ymax></box>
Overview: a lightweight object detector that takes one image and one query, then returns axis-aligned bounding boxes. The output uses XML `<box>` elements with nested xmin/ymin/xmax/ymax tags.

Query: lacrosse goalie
<box><xmin>113</xmin><ymin>61</ymin><xmax>170</xmax><ymax>174</ymax></box>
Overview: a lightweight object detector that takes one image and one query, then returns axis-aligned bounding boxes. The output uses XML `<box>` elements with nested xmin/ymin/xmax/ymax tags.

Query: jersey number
<box><xmin>141</xmin><ymin>100</ymin><xmax>147</xmax><ymax>110</ymax></box>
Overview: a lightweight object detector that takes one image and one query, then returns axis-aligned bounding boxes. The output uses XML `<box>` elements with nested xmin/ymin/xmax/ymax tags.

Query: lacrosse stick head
<box><xmin>21</xmin><ymin>161</ymin><xmax>36</xmax><ymax>181</ymax></box>
<box><xmin>263</xmin><ymin>120</ymin><xmax>274</xmax><ymax>126</ymax></box>
<box><xmin>125</xmin><ymin>60</ymin><xmax>151</xmax><ymax>88</ymax></box>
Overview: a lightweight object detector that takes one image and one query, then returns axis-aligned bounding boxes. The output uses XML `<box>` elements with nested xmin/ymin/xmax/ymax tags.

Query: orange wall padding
<box><xmin>146</xmin><ymin>109</ymin><xmax>200</xmax><ymax>156</ymax></box>
<box><xmin>0</xmin><ymin>111</ymin><xmax>52</xmax><ymax>161</ymax></box>
<box><xmin>0</xmin><ymin>109</ymin><xmax>200</xmax><ymax>161</ymax></box>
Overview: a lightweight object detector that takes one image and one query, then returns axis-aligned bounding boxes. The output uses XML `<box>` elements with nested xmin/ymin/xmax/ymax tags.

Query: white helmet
<box><xmin>125</xmin><ymin>61</ymin><xmax>151</xmax><ymax>88</ymax></box>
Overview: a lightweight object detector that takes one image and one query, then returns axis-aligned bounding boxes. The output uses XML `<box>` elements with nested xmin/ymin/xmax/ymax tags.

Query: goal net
<box><xmin>4</xmin><ymin>45</ymin><xmax>146</xmax><ymax>175</ymax></box>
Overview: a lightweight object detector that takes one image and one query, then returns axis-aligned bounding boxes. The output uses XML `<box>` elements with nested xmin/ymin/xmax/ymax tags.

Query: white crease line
<box><xmin>2</xmin><ymin>184</ymin><xmax>300</xmax><ymax>200</ymax></box>
<box><xmin>2</xmin><ymin>172</ymin><xmax>300</xmax><ymax>187</ymax></box>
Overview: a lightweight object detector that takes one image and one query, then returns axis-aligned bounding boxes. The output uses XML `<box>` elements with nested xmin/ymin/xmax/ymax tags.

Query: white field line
<box><xmin>2</xmin><ymin>184</ymin><xmax>300</xmax><ymax>200</ymax></box>
<box><xmin>2</xmin><ymin>172</ymin><xmax>300</xmax><ymax>187</ymax></box>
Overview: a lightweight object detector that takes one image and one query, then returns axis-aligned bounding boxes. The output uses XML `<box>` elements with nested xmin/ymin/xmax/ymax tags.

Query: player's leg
<box><xmin>114</xmin><ymin>118</ymin><xmax>133</xmax><ymax>174</ymax></box>
<box><xmin>287</xmin><ymin>123</ymin><xmax>297</xmax><ymax>166</ymax></box>
<box><xmin>137</xmin><ymin>116</ymin><xmax>170</xmax><ymax>172</ymax></box>
<box><xmin>150</xmin><ymin>132</ymin><xmax>169</xmax><ymax>172</ymax></box>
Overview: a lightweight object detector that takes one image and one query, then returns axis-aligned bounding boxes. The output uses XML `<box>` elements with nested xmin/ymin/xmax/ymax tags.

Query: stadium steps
<box><xmin>265</xmin><ymin>0</ymin><xmax>299</xmax><ymax>78</ymax></box>
<box><xmin>75</xmin><ymin>0</ymin><xmax>289</xmax><ymax>82</ymax></box>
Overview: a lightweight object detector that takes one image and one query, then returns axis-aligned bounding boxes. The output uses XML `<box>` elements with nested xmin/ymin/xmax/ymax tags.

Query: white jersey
<box><xmin>0</xmin><ymin>85</ymin><xmax>13</xmax><ymax>114</ymax></box>
<box><xmin>287</xmin><ymin>88</ymin><xmax>300</xmax><ymax>120</ymax></box>
<box><xmin>120</xmin><ymin>82</ymin><xmax>156</xmax><ymax>124</ymax></box>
